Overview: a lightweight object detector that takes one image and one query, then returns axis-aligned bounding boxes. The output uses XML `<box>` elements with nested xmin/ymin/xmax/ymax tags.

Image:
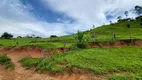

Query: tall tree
<box><xmin>135</xmin><ymin>5</ymin><xmax>142</xmax><ymax>15</ymax></box>
<box><xmin>124</xmin><ymin>11</ymin><xmax>129</xmax><ymax>18</ymax></box>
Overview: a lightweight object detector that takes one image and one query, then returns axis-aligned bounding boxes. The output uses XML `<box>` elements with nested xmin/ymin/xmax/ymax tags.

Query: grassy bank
<box><xmin>0</xmin><ymin>55</ymin><xmax>15</xmax><ymax>70</ymax></box>
<box><xmin>20</xmin><ymin>46</ymin><xmax>142</xmax><ymax>79</ymax></box>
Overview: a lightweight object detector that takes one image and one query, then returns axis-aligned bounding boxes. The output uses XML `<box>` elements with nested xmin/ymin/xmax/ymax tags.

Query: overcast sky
<box><xmin>0</xmin><ymin>0</ymin><xmax>142</xmax><ymax>37</ymax></box>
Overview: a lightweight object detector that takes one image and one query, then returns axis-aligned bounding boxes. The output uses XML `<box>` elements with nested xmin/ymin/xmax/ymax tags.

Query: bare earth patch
<box><xmin>0</xmin><ymin>47</ymin><xmax>91</xmax><ymax>80</ymax></box>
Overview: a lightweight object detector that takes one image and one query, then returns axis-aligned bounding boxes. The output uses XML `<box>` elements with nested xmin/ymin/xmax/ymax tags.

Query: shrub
<box><xmin>77</xmin><ymin>43</ymin><xmax>88</xmax><ymax>49</ymax></box>
<box><xmin>76</xmin><ymin>31</ymin><xmax>88</xmax><ymax>49</ymax></box>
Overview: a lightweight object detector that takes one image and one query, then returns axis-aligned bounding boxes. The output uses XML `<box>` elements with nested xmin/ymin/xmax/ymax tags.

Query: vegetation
<box><xmin>20</xmin><ymin>56</ymin><xmax>65</xmax><ymax>74</ymax></box>
<box><xmin>76</xmin><ymin>31</ymin><xmax>88</xmax><ymax>48</ymax></box>
<box><xmin>135</xmin><ymin>5</ymin><xmax>142</xmax><ymax>15</ymax></box>
<box><xmin>50</xmin><ymin>35</ymin><xmax>58</xmax><ymax>38</ymax></box>
<box><xmin>0</xmin><ymin>19</ymin><xmax>141</xmax><ymax>49</ymax></box>
<box><xmin>0</xmin><ymin>55</ymin><xmax>15</xmax><ymax>69</ymax></box>
<box><xmin>1</xmin><ymin>32</ymin><xmax>13</xmax><ymax>39</ymax></box>
<box><xmin>108</xmin><ymin>73</ymin><xmax>142</xmax><ymax>80</ymax></box>
<box><xmin>20</xmin><ymin>47</ymin><xmax>142</xmax><ymax>76</ymax></box>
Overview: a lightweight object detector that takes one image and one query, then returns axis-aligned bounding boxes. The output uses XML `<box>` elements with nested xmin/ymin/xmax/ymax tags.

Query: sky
<box><xmin>0</xmin><ymin>0</ymin><xmax>142</xmax><ymax>37</ymax></box>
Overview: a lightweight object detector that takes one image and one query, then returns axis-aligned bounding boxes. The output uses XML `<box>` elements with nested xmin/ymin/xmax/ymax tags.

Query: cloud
<box><xmin>0</xmin><ymin>0</ymin><xmax>74</xmax><ymax>37</ymax></box>
<box><xmin>44</xmin><ymin>0</ymin><xmax>142</xmax><ymax>24</ymax></box>
<box><xmin>0</xmin><ymin>0</ymin><xmax>142</xmax><ymax>37</ymax></box>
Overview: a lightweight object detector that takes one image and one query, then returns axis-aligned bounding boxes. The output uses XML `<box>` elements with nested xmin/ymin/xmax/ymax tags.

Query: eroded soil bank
<box><xmin>0</xmin><ymin>40</ymin><xmax>142</xmax><ymax>80</ymax></box>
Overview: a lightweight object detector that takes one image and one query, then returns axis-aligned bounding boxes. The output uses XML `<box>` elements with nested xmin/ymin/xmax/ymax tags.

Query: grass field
<box><xmin>20</xmin><ymin>46</ymin><xmax>142</xmax><ymax>79</ymax></box>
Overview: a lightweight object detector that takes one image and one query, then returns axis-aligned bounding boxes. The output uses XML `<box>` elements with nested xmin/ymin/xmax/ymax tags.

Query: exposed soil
<box><xmin>0</xmin><ymin>47</ymin><xmax>90</xmax><ymax>80</ymax></box>
<box><xmin>0</xmin><ymin>40</ymin><xmax>142</xmax><ymax>80</ymax></box>
<box><xmin>89</xmin><ymin>39</ymin><xmax>142</xmax><ymax>48</ymax></box>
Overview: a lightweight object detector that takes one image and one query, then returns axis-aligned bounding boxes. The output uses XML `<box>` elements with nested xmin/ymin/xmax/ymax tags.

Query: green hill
<box><xmin>50</xmin><ymin>20</ymin><xmax>142</xmax><ymax>42</ymax></box>
<box><xmin>0</xmin><ymin>20</ymin><xmax>142</xmax><ymax>48</ymax></box>
<box><xmin>1</xmin><ymin>20</ymin><xmax>142</xmax><ymax>79</ymax></box>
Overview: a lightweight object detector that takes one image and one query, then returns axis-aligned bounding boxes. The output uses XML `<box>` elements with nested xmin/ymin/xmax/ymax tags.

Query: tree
<box><xmin>117</xmin><ymin>16</ymin><xmax>122</xmax><ymax>20</ymax></box>
<box><xmin>124</xmin><ymin>11</ymin><xmax>128</xmax><ymax>18</ymax></box>
<box><xmin>93</xmin><ymin>25</ymin><xmax>95</xmax><ymax>28</ymax></box>
<box><xmin>50</xmin><ymin>35</ymin><xmax>57</xmax><ymax>38</ymax></box>
<box><xmin>17</xmin><ymin>36</ymin><xmax>22</xmax><ymax>38</ymax></box>
<box><xmin>1</xmin><ymin>32</ymin><xmax>13</xmax><ymax>39</ymax></box>
<box><xmin>135</xmin><ymin>5</ymin><xmax>142</xmax><ymax>15</ymax></box>
<box><xmin>77</xmin><ymin>30</ymin><xmax>84</xmax><ymax>43</ymax></box>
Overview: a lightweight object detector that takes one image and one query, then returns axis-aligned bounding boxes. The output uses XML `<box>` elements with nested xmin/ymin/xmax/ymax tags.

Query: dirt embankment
<box><xmin>0</xmin><ymin>47</ymin><xmax>90</xmax><ymax>80</ymax></box>
<box><xmin>0</xmin><ymin>40</ymin><xmax>142</xmax><ymax>80</ymax></box>
<box><xmin>89</xmin><ymin>40</ymin><xmax>142</xmax><ymax>48</ymax></box>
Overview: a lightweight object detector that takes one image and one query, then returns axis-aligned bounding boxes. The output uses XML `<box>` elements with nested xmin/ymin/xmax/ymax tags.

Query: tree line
<box><xmin>117</xmin><ymin>5</ymin><xmax>142</xmax><ymax>22</ymax></box>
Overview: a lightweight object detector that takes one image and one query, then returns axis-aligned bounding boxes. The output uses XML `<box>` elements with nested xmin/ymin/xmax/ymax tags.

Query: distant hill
<box><xmin>49</xmin><ymin>20</ymin><xmax>142</xmax><ymax>42</ymax></box>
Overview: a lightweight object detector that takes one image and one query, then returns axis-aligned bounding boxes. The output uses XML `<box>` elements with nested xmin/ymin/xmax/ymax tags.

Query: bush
<box><xmin>76</xmin><ymin>31</ymin><xmax>88</xmax><ymax>49</ymax></box>
<box><xmin>77</xmin><ymin>39</ymin><xmax>88</xmax><ymax>48</ymax></box>
<box><xmin>77</xmin><ymin>43</ymin><xmax>87</xmax><ymax>49</ymax></box>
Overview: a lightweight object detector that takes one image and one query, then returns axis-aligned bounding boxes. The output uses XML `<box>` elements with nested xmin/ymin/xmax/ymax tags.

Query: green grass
<box><xmin>108</xmin><ymin>75</ymin><xmax>129</xmax><ymax>80</ymax></box>
<box><xmin>108</xmin><ymin>73</ymin><xmax>142</xmax><ymax>80</ymax></box>
<box><xmin>0</xmin><ymin>20</ymin><xmax>142</xmax><ymax>49</ymax></box>
<box><xmin>46</xmin><ymin>21</ymin><xmax>142</xmax><ymax>42</ymax></box>
<box><xmin>0</xmin><ymin>38</ymin><xmax>73</xmax><ymax>49</ymax></box>
<box><xmin>20</xmin><ymin>47</ymin><xmax>142</xmax><ymax>75</ymax></box>
<box><xmin>0</xmin><ymin>55</ymin><xmax>15</xmax><ymax>70</ymax></box>
<box><xmin>20</xmin><ymin>56</ymin><xmax>65</xmax><ymax>74</ymax></box>
<box><xmin>60</xmin><ymin>47</ymin><xmax>142</xmax><ymax>74</ymax></box>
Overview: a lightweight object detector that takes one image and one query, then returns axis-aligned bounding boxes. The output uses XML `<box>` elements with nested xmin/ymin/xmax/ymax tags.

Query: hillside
<box><xmin>0</xmin><ymin>20</ymin><xmax>142</xmax><ymax>49</ymax></box>
<box><xmin>50</xmin><ymin>20</ymin><xmax>142</xmax><ymax>42</ymax></box>
<box><xmin>0</xmin><ymin>20</ymin><xmax>142</xmax><ymax>80</ymax></box>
